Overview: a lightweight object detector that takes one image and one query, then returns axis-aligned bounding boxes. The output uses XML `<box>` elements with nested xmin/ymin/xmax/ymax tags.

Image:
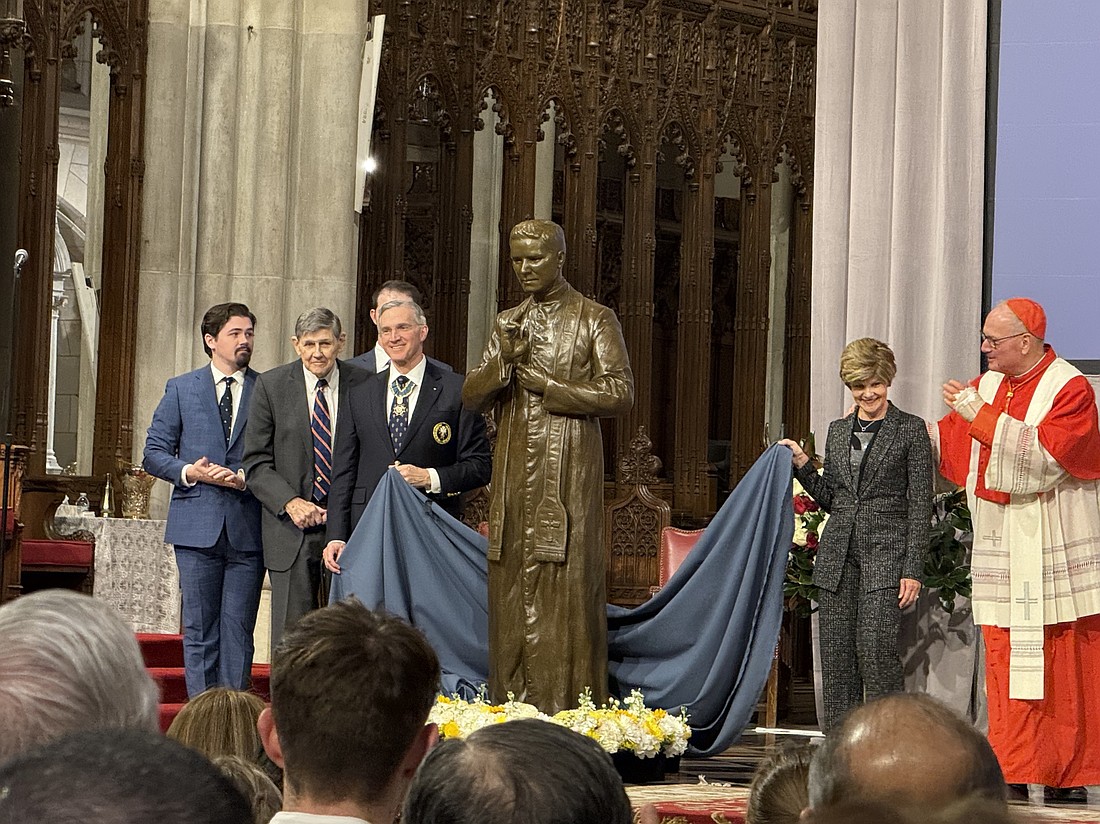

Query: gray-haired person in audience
<box><xmin>0</xmin><ymin>728</ymin><xmax>251</xmax><ymax>824</ymax></box>
<box><xmin>258</xmin><ymin>598</ymin><xmax>440</xmax><ymax>824</ymax></box>
<box><xmin>807</xmin><ymin>692</ymin><xmax>1006</xmax><ymax>816</ymax></box>
<box><xmin>0</xmin><ymin>589</ymin><xmax>159</xmax><ymax>764</ymax></box>
<box><xmin>403</xmin><ymin>718</ymin><xmax>633</xmax><ymax>824</ymax></box>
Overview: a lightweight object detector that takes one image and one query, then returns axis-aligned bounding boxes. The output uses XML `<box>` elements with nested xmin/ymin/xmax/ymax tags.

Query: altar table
<box><xmin>54</xmin><ymin>509</ymin><xmax>180</xmax><ymax>633</ymax></box>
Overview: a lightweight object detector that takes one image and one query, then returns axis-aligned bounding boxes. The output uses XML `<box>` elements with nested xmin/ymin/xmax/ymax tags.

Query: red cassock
<box><xmin>938</xmin><ymin>347</ymin><xmax>1100</xmax><ymax>786</ymax></box>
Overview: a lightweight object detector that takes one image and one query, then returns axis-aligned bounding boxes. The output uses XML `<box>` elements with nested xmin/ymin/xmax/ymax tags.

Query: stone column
<box><xmin>45</xmin><ymin>272</ymin><xmax>65</xmax><ymax>473</ymax></box>
<box><xmin>136</xmin><ymin>0</ymin><xmax>369</xmax><ymax>478</ymax></box>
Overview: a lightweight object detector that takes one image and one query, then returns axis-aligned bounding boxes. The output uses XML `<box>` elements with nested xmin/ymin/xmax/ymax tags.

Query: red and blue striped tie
<box><xmin>311</xmin><ymin>379</ymin><xmax>332</xmax><ymax>502</ymax></box>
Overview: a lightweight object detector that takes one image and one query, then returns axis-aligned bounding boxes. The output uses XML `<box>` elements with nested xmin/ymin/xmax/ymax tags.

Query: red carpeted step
<box><xmin>160</xmin><ymin>702</ymin><xmax>186</xmax><ymax>733</ymax></box>
<box><xmin>136</xmin><ymin>633</ymin><xmax>184</xmax><ymax>669</ymax></box>
<box><xmin>149</xmin><ymin>667</ymin><xmax>190</xmax><ymax>704</ymax></box>
<box><xmin>249</xmin><ymin>664</ymin><xmax>270</xmax><ymax>701</ymax></box>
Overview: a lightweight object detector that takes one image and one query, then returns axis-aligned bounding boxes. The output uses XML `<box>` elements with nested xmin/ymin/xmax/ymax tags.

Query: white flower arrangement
<box><xmin>428</xmin><ymin>688</ymin><xmax>691</xmax><ymax>759</ymax></box>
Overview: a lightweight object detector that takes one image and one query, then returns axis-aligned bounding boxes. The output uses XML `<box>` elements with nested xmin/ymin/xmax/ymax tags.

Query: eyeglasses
<box><xmin>980</xmin><ymin>331</ymin><xmax>1027</xmax><ymax>349</ymax></box>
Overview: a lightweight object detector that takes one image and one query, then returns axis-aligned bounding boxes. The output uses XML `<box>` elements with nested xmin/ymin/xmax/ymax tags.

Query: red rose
<box><xmin>793</xmin><ymin>496</ymin><xmax>809</xmax><ymax>515</ymax></box>
<box><xmin>803</xmin><ymin>498</ymin><xmax>819</xmax><ymax>512</ymax></box>
<box><xmin>806</xmin><ymin>532</ymin><xmax>819</xmax><ymax>550</ymax></box>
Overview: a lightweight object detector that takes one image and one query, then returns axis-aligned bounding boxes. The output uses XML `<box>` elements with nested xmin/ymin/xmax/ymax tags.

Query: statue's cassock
<box><xmin>464</xmin><ymin>221</ymin><xmax>633</xmax><ymax>714</ymax></box>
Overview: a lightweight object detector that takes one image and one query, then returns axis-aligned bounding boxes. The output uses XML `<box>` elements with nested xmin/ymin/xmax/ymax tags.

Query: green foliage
<box><xmin>924</xmin><ymin>488</ymin><xmax>973</xmax><ymax>613</ymax></box>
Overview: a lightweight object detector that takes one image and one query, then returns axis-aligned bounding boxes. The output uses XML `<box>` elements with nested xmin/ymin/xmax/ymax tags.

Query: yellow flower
<box><xmin>441</xmin><ymin>721</ymin><xmax>460</xmax><ymax>738</ymax></box>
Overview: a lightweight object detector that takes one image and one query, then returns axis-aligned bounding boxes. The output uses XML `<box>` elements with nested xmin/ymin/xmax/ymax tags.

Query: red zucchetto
<box><xmin>1005</xmin><ymin>297</ymin><xmax>1047</xmax><ymax>340</ymax></box>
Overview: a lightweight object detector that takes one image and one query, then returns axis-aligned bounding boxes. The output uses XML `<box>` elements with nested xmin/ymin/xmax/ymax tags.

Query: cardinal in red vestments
<box><xmin>937</xmin><ymin>298</ymin><xmax>1100</xmax><ymax>788</ymax></box>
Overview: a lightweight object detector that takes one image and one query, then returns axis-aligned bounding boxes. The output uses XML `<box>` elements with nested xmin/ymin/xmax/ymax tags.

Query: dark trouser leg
<box><xmin>269</xmin><ymin>530</ymin><xmax>325</xmax><ymax>651</ymax></box>
<box><xmin>817</xmin><ymin>561</ymin><xmax>863</xmax><ymax>731</ymax></box>
<box><xmin>856</xmin><ymin>587</ymin><xmax>904</xmax><ymax>701</ymax></box>
<box><xmin>217</xmin><ymin>539</ymin><xmax>265</xmax><ymax>690</ymax></box>
<box><xmin>174</xmin><ymin>538</ymin><xmax>228</xmax><ymax>698</ymax></box>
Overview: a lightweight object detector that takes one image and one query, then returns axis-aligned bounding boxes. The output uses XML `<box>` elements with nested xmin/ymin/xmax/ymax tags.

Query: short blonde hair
<box><xmin>166</xmin><ymin>688</ymin><xmax>266</xmax><ymax>761</ymax></box>
<box><xmin>839</xmin><ymin>338</ymin><xmax>896</xmax><ymax>387</ymax></box>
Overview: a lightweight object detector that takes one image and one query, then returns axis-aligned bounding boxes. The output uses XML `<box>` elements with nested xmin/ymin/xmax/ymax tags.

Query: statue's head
<box><xmin>508</xmin><ymin>220</ymin><xmax>567</xmax><ymax>296</ymax></box>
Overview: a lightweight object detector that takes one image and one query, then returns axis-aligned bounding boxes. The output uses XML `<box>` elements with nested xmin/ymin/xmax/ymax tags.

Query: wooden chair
<box><xmin>652</xmin><ymin>524</ymin><xmax>780</xmax><ymax>730</ymax></box>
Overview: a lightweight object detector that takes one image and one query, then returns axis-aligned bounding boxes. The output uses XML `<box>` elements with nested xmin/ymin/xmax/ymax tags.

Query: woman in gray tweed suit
<box><xmin>780</xmin><ymin>338</ymin><xmax>933</xmax><ymax>730</ymax></box>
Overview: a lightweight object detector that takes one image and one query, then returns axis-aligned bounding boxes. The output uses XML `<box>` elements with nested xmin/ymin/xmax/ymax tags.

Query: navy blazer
<box><xmin>795</xmin><ymin>402</ymin><xmax>933</xmax><ymax>594</ymax></box>
<box><xmin>326</xmin><ymin>360</ymin><xmax>491</xmax><ymax>542</ymax></box>
<box><xmin>143</xmin><ymin>365</ymin><xmax>262</xmax><ymax>552</ymax></box>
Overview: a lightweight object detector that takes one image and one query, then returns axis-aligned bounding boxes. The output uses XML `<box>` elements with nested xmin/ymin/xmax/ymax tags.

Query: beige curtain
<box><xmin>134</xmin><ymin>0</ymin><xmax>369</xmax><ymax>477</ymax></box>
<box><xmin>811</xmin><ymin>0</ymin><xmax>986</xmax><ymax>430</ymax></box>
<box><xmin>811</xmin><ymin>0</ymin><xmax>989</xmax><ymax>723</ymax></box>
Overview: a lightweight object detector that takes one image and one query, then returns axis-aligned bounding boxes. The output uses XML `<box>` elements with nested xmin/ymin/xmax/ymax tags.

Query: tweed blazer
<box><xmin>795</xmin><ymin>402</ymin><xmax>933</xmax><ymax>594</ymax></box>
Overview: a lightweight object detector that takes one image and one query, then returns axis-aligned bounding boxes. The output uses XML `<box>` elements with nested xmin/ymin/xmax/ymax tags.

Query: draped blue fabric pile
<box><xmin>329</xmin><ymin>444</ymin><xmax>793</xmax><ymax>756</ymax></box>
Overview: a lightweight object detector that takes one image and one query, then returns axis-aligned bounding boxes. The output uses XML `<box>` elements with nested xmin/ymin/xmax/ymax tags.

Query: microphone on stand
<box><xmin>13</xmin><ymin>249</ymin><xmax>27</xmax><ymax>273</ymax></box>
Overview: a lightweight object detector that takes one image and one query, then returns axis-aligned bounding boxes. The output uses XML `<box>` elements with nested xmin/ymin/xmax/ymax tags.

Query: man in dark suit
<box><xmin>144</xmin><ymin>302</ymin><xmax>265</xmax><ymax>697</ymax></box>
<box><xmin>243</xmin><ymin>307</ymin><xmax>369</xmax><ymax>648</ymax></box>
<box><xmin>323</xmin><ymin>300</ymin><xmax>491</xmax><ymax>573</ymax></box>
<box><xmin>346</xmin><ymin>279</ymin><xmax>453</xmax><ymax>374</ymax></box>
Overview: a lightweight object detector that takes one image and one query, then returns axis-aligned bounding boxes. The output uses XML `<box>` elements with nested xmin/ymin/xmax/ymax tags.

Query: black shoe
<box><xmin>1044</xmin><ymin>786</ymin><xmax>1088</xmax><ymax>804</ymax></box>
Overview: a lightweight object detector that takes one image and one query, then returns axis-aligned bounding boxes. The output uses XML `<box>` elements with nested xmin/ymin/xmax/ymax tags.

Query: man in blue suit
<box><xmin>144</xmin><ymin>303</ymin><xmax>265</xmax><ymax>697</ymax></box>
<box><xmin>346</xmin><ymin>279</ymin><xmax>453</xmax><ymax>374</ymax></box>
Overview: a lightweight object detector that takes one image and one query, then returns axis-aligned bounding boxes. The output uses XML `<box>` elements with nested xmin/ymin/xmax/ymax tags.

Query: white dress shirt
<box><xmin>180</xmin><ymin>363</ymin><xmax>247</xmax><ymax>487</ymax></box>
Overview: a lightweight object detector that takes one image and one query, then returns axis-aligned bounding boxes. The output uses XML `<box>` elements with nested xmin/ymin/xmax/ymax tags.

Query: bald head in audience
<box><xmin>807</xmin><ymin>693</ymin><xmax>1006</xmax><ymax>814</ymax></box>
<box><xmin>403</xmin><ymin>718</ymin><xmax>633</xmax><ymax>824</ymax></box>
<box><xmin>0</xmin><ymin>590</ymin><xmax>159</xmax><ymax>764</ymax></box>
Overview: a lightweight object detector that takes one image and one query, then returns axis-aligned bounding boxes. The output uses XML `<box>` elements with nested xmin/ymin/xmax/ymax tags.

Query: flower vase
<box><xmin>611</xmin><ymin>751</ymin><xmax>667</xmax><ymax>784</ymax></box>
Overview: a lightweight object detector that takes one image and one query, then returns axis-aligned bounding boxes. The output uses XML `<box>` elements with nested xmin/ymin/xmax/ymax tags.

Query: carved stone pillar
<box><xmin>45</xmin><ymin>273</ymin><xmax>64</xmax><ymax>473</ymax></box>
<box><xmin>730</xmin><ymin>172</ymin><xmax>773</xmax><ymax>483</ymax></box>
<box><xmin>497</xmin><ymin>123</ymin><xmax>536</xmax><ymax>311</ymax></box>
<box><xmin>91</xmin><ymin>0</ymin><xmax>147</xmax><ymax>477</ymax></box>
<box><xmin>674</xmin><ymin>165</ymin><xmax>715</xmax><ymax>517</ymax></box>
<box><xmin>784</xmin><ymin>186</ymin><xmax>813</xmax><ymax>445</ymax></box>
<box><xmin>12</xmin><ymin>0</ymin><xmax>63</xmax><ymax>474</ymax></box>
<box><xmin>618</xmin><ymin>142</ymin><xmax>654</xmax><ymax>452</ymax></box>
<box><xmin>562</xmin><ymin>122</ymin><xmax>596</xmax><ymax>298</ymax></box>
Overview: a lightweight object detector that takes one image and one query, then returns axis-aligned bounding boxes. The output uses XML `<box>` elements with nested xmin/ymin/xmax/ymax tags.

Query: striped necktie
<box><xmin>311</xmin><ymin>378</ymin><xmax>332</xmax><ymax>502</ymax></box>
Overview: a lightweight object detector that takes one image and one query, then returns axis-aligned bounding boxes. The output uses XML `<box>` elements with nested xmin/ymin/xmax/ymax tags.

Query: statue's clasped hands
<box><xmin>500</xmin><ymin>321</ymin><xmax>531</xmax><ymax>364</ymax></box>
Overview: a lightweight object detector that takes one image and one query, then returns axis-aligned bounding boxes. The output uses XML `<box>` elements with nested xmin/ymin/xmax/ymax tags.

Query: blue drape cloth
<box><xmin>330</xmin><ymin>444</ymin><xmax>793</xmax><ymax>756</ymax></box>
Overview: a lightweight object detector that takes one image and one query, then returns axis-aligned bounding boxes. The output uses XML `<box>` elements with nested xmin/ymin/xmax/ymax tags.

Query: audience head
<box><xmin>0</xmin><ymin>728</ymin><xmax>251</xmax><ymax>823</ymax></box>
<box><xmin>839</xmin><ymin>337</ymin><xmax>896</xmax><ymax>388</ymax></box>
<box><xmin>200</xmin><ymin>302</ymin><xmax>256</xmax><ymax>367</ymax></box>
<box><xmin>371</xmin><ymin>279</ymin><xmax>424</xmax><ymax>325</ymax></box>
<box><xmin>0</xmin><ymin>589</ymin><xmax>159</xmax><ymax>764</ymax></box>
<box><xmin>259</xmin><ymin>598</ymin><xmax>440</xmax><ymax>814</ymax></box>
<box><xmin>213</xmin><ymin>755</ymin><xmax>282</xmax><ymax>824</ymax></box>
<box><xmin>166</xmin><ymin>687</ymin><xmax>266</xmax><ymax>761</ymax></box>
<box><xmin>746</xmin><ymin>743</ymin><xmax>814</xmax><ymax>824</ymax></box>
<box><xmin>807</xmin><ymin>693</ymin><xmax>1006</xmax><ymax>814</ymax></box>
<box><xmin>403</xmin><ymin>718</ymin><xmax>632</xmax><ymax>824</ymax></box>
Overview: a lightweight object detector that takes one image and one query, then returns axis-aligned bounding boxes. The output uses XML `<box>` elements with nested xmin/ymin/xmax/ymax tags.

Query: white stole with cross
<box><xmin>967</xmin><ymin>358</ymin><xmax>1100</xmax><ymax>699</ymax></box>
